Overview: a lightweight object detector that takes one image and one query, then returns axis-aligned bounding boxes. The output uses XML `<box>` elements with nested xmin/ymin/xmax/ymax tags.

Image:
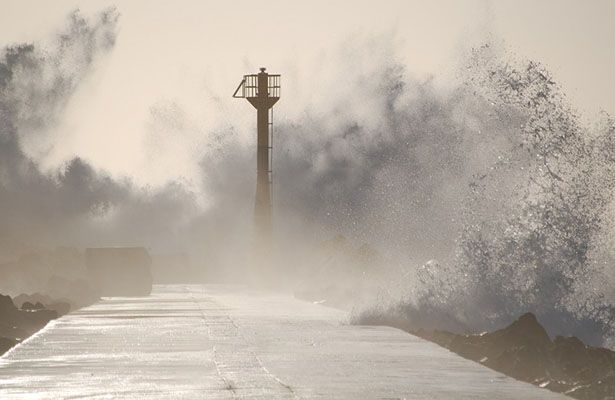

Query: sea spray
<box><xmin>353</xmin><ymin>44</ymin><xmax>615</xmax><ymax>348</ymax></box>
<box><xmin>1</xmin><ymin>9</ymin><xmax>614</xmax><ymax>348</ymax></box>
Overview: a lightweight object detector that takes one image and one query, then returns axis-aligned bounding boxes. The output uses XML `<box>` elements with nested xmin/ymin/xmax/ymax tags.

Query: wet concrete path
<box><xmin>0</xmin><ymin>285</ymin><xmax>567</xmax><ymax>399</ymax></box>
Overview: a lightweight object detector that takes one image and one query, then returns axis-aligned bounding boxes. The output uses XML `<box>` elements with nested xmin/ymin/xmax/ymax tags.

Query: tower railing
<box><xmin>233</xmin><ymin>74</ymin><xmax>281</xmax><ymax>99</ymax></box>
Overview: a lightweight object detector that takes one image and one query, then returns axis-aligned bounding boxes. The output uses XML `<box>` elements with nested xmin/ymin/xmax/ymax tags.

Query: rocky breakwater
<box><xmin>412</xmin><ymin>313</ymin><xmax>615</xmax><ymax>400</ymax></box>
<box><xmin>0</xmin><ymin>294</ymin><xmax>59</xmax><ymax>356</ymax></box>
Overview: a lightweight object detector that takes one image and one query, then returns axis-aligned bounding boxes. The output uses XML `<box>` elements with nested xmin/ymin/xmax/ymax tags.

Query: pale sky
<box><xmin>1</xmin><ymin>0</ymin><xmax>614</xmax><ymax>187</ymax></box>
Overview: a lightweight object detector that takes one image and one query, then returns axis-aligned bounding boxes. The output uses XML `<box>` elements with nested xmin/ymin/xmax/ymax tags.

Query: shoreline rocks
<box><xmin>1</xmin><ymin>292</ymin><xmax>81</xmax><ymax>357</ymax></box>
<box><xmin>1</xmin><ymin>293</ymin><xmax>57</xmax><ymax>356</ymax></box>
<box><xmin>1</xmin><ymin>246</ymin><xmax>153</xmax><ymax>357</ymax></box>
<box><xmin>411</xmin><ymin>313</ymin><xmax>615</xmax><ymax>400</ymax></box>
<box><xmin>14</xmin><ymin>293</ymin><xmax>72</xmax><ymax>316</ymax></box>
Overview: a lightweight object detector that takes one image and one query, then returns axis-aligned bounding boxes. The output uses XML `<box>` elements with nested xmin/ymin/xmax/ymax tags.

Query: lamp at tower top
<box><xmin>233</xmin><ymin>68</ymin><xmax>280</xmax><ymax>104</ymax></box>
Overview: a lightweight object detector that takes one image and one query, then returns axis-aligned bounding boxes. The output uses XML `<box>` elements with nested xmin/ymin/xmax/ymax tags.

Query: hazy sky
<box><xmin>1</xmin><ymin>0</ymin><xmax>613</xmax><ymax>187</ymax></box>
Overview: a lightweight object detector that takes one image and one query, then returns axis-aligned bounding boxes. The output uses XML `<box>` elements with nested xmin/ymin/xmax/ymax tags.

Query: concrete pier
<box><xmin>0</xmin><ymin>285</ymin><xmax>566</xmax><ymax>399</ymax></box>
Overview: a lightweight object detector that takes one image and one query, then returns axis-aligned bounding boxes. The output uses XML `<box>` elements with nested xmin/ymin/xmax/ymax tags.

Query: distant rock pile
<box><xmin>0</xmin><ymin>247</ymin><xmax>101</xmax><ymax>306</ymax></box>
<box><xmin>411</xmin><ymin>313</ymin><xmax>615</xmax><ymax>400</ymax></box>
<box><xmin>1</xmin><ymin>246</ymin><xmax>155</xmax><ymax>356</ymax></box>
<box><xmin>13</xmin><ymin>293</ymin><xmax>72</xmax><ymax>316</ymax></box>
<box><xmin>0</xmin><ymin>293</ymin><xmax>60</xmax><ymax>356</ymax></box>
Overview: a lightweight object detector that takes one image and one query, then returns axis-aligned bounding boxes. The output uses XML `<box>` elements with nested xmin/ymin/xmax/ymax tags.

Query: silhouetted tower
<box><xmin>233</xmin><ymin>68</ymin><xmax>280</xmax><ymax>262</ymax></box>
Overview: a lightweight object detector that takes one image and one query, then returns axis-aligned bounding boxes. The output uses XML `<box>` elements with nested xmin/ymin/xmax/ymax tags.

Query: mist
<box><xmin>1</xmin><ymin>7</ymin><xmax>614</xmax><ymax>353</ymax></box>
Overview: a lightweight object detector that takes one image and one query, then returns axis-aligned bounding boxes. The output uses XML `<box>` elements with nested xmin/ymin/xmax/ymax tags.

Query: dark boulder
<box><xmin>448</xmin><ymin>313</ymin><xmax>553</xmax><ymax>381</ymax></box>
<box><xmin>566</xmin><ymin>375</ymin><xmax>615</xmax><ymax>400</ymax></box>
<box><xmin>407</xmin><ymin>312</ymin><xmax>615</xmax><ymax>400</ymax></box>
<box><xmin>1</xmin><ymin>293</ymin><xmax>58</xmax><ymax>356</ymax></box>
<box><xmin>2</xmin><ymin>294</ymin><xmax>57</xmax><ymax>330</ymax></box>
<box><xmin>13</xmin><ymin>293</ymin><xmax>54</xmax><ymax>309</ymax></box>
<box><xmin>0</xmin><ymin>325</ymin><xmax>28</xmax><ymax>341</ymax></box>
<box><xmin>551</xmin><ymin>335</ymin><xmax>593</xmax><ymax>380</ymax></box>
<box><xmin>0</xmin><ymin>337</ymin><xmax>17</xmax><ymax>355</ymax></box>
<box><xmin>15</xmin><ymin>308</ymin><xmax>58</xmax><ymax>331</ymax></box>
<box><xmin>14</xmin><ymin>293</ymin><xmax>73</xmax><ymax>317</ymax></box>
<box><xmin>21</xmin><ymin>301</ymin><xmax>45</xmax><ymax>310</ymax></box>
<box><xmin>0</xmin><ymin>294</ymin><xmax>17</xmax><ymax>315</ymax></box>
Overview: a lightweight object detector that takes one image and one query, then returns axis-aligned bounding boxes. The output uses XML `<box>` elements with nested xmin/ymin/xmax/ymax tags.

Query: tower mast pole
<box><xmin>254</xmin><ymin>68</ymin><xmax>272</xmax><ymax>256</ymax></box>
<box><xmin>234</xmin><ymin>67</ymin><xmax>280</xmax><ymax>270</ymax></box>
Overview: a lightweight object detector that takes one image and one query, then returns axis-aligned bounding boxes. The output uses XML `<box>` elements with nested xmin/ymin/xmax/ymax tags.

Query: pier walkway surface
<box><xmin>0</xmin><ymin>285</ymin><xmax>566</xmax><ymax>399</ymax></box>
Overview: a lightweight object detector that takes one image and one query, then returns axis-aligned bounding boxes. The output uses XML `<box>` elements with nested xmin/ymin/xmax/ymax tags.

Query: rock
<box><xmin>13</xmin><ymin>293</ymin><xmax>54</xmax><ymax>309</ymax></box>
<box><xmin>21</xmin><ymin>301</ymin><xmax>45</xmax><ymax>310</ymax></box>
<box><xmin>16</xmin><ymin>309</ymin><xmax>58</xmax><ymax>331</ymax></box>
<box><xmin>0</xmin><ymin>294</ymin><xmax>18</xmax><ymax>321</ymax></box>
<box><xmin>565</xmin><ymin>375</ymin><xmax>615</xmax><ymax>400</ymax></box>
<box><xmin>0</xmin><ymin>337</ymin><xmax>17</xmax><ymax>355</ymax></box>
<box><xmin>14</xmin><ymin>293</ymin><xmax>73</xmax><ymax>316</ymax></box>
<box><xmin>551</xmin><ymin>335</ymin><xmax>592</xmax><ymax>380</ymax></box>
<box><xmin>4</xmin><ymin>296</ymin><xmax>56</xmax><ymax>328</ymax></box>
<box><xmin>1</xmin><ymin>248</ymin><xmax>97</xmax><ymax>312</ymax></box>
<box><xmin>21</xmin><ymin>301</ymin><xmax>34</xmax><ymax>310</ymax></box>
<box><xmin>0</xmin><ymin>325</ymin><xmax>28</xmax><ymax>341</ymax></box>
<box><xmin>550</xmin><ymin>334</ymin><xmax>615</xmax><ymax>396</ymax></box>
<box><xmin>0</xmin><ymin>294</ymin><xmax>16</xmax><ymax>313</ymax></box>
<box><xmin>403</xmin><ymin>312</ymin><xmax>615</xmax><ymax>400</ymax></box>
<box><xmin>447</xmin><ymin>313</ymin><xmax>554</xmax><ymax>381</ymax></box>
<box><xmin>489</xmin><ymin>313</ymin><xmax>552</xmax><ymax>349</ymax></box>
<box><xmin>1</xmin><ymin>292</ymin><xmax>58</xmax><ymax>356</ymax></box>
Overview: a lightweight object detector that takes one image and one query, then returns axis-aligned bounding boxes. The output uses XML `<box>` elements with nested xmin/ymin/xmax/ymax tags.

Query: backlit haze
<box><xmin>2</xmin><ymin>0</ymin><xmax>615</xmax><ymax>348</ymax></box>
<box><xmin>1</xmin><ymin>0</ymin><xmax>613</xmax><ymax>189</ymax></box>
